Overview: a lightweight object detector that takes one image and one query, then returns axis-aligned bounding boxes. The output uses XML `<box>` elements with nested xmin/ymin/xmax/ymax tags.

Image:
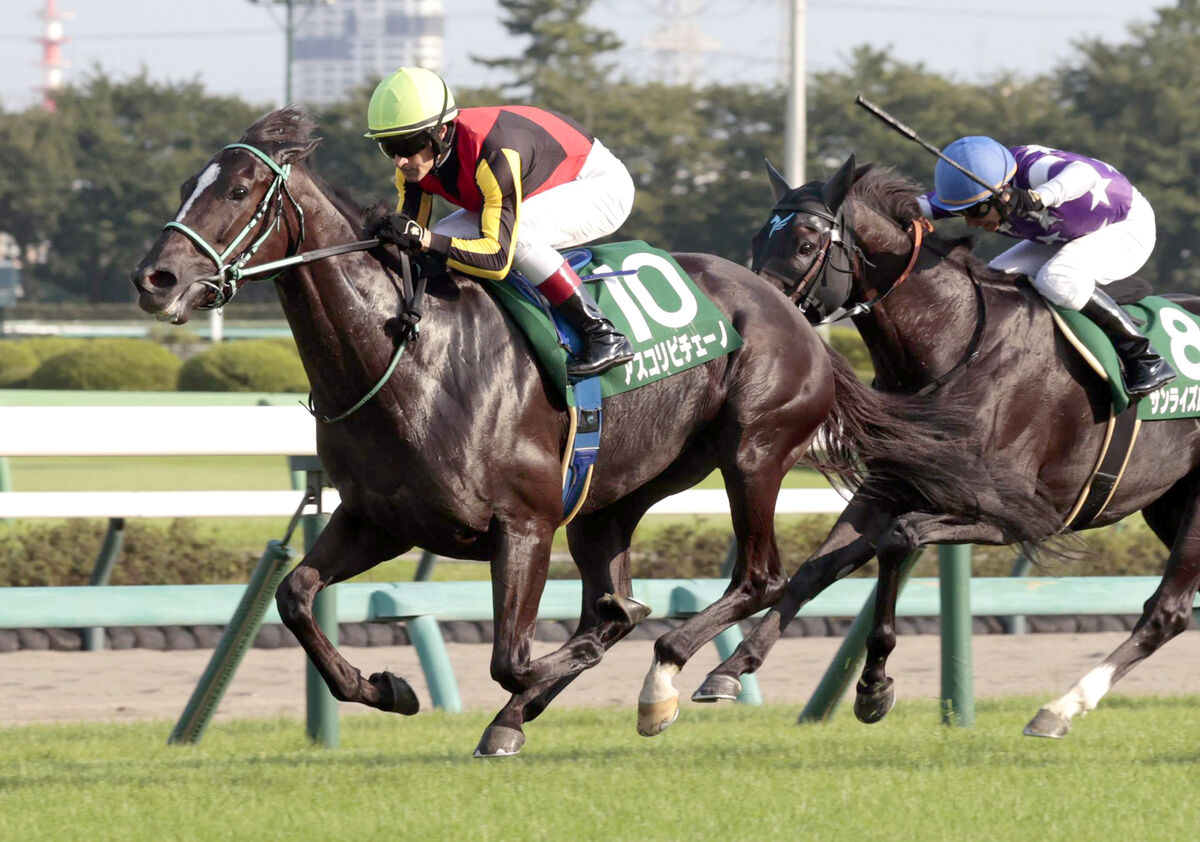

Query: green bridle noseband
<box><xmin>162</xmin><ymin>142</ymin><xmax>306</xmax><ymax>309</ymax></box>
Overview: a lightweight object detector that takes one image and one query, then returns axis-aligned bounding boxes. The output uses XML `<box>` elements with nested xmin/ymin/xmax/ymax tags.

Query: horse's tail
<box><xmin>807</xmin><ymin>350</ymin><xmax>1061</xmax><ymax>545</ymax></box>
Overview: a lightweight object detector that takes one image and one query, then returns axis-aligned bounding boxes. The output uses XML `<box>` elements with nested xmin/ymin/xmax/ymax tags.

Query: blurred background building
<box><xmin>291</xmin><ymin>0</ymin><xmax>444</xmax><ymax>106</ymax></box>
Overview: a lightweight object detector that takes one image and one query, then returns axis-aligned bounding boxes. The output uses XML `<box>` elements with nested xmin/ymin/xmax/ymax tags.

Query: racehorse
<box><xmin>131</xmin><ymin>110</ymin><xmax>982</xmax><ymax>754</ymax></box>
<box><xmin>695</xmin><ymin>155</ymin><xmax>1200</xmax><ymax>738</ymax></box>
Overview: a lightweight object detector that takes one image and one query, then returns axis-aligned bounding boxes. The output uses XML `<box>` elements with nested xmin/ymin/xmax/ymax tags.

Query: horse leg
<box><xmin>473</xmin><ymin>516</ymin><xmax>568</xmax><ymax>757</ymax></box>
<box><xmin>275</xmin><ymin>508</ymin><xmax>415</xmax><ymax>713</ymax></box>
<box><xmin>694</xmin><ymin>502</ymin><xmax>893</xmax><ymax>702</ymax></box>
<box><xmin>475</xmin><ymin>506</ymin><xmax>649</xmax><ymax>756</ymax></box>
<box><xmin>854</xmin><ymin>514</ymin><xmax>1012</xmax><ymax>724</ymax></box>
<box><xmin>1025</xmin><ymin>484</ymin><xmax>1200</xmax><ymax>738</ymax></box>
<box><xmin>637</xmin><ymin>460</ymin><xmax>799</xmax><ymax>737</ymax></box>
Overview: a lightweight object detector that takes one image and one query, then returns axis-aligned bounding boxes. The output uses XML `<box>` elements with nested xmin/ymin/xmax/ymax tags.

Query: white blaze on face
<box><xmin>176</xmin><ymin>163</ymin><xmax>221</xmax><ymax>221</ymax></box>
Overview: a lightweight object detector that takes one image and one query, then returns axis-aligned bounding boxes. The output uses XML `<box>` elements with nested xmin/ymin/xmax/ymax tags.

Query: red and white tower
<box><xmin>36</xmin><ymin>0</ymin><xmax>72</xmax><ymax>112</ymax></box>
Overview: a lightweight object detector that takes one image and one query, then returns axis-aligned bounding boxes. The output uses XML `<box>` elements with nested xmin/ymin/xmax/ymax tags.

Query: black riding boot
<box><xmin>555</xmin><ymin>285</ymin><xmax>635</xmax><ymax>378</ymax></box>
<box><xmin>1080</xmin><ymin>288</ymin><xmax>1177</xmax><ymax>398</ymax></box>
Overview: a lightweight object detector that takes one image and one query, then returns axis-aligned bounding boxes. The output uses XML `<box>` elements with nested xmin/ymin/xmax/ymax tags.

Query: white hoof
<box><xmin>637</xmin><ymin>693</ymin><xmax>680</xmax><ymax>737</ymax></box>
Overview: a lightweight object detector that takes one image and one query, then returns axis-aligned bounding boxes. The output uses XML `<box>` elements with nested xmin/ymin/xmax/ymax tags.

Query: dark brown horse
<box><xmin>696</xmin><ymin>156</ymin><xmax>1200</xmax><ymax>738</ymax></box>
<box><xmin>131</xmin><ymin>110</ymin><xmax>977</xmax><ymax>755</ymax></box>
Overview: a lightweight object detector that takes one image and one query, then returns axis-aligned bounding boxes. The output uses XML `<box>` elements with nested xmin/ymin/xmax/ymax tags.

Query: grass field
<box><xmin>1</xmin><ymin>698</ymin><xmax>1197</xmax><ymax>841</ymax></box>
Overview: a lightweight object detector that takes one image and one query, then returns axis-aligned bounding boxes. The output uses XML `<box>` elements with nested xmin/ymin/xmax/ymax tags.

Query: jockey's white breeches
<box><xmin>432</xmin><ymin>139</ymin><xmax>635</xmax><ymax>284</ymax></box>
<box><xmin>988</xmin><ymin>188</ymin><xmax>1156</xmax><ymax>311</ymax></box>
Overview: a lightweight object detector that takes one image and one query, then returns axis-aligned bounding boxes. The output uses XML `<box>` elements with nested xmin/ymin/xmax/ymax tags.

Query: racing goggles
<box><xmin>958</xmin><ymin>197</ymin><xmax>999</xmax><ymax>219</ymax></box>
<box><xmin>377</xmin><ymin>132</ymin><xmax>433</xmax><ymax>160</ymax></box>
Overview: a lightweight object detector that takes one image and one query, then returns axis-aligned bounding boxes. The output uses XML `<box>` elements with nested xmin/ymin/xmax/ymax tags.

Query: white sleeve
<box><xmin>1030</xmin><ymin>161</ymin><xmax>1098</xmax><ymax>207</ymax></box>
<box><xmin>916</xmin><ymin>194</ymin><xmax>933</xmax><ymax>218</ymax></box>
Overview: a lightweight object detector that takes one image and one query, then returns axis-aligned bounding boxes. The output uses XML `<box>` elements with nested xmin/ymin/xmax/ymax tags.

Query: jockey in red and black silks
<box><xmin>364</xmin><ymin>67</ymin><xmax>636</xmax><ymax>379</ymax></box>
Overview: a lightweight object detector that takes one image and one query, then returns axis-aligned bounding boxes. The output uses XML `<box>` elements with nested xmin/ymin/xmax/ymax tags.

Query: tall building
<box><xmin>292</xmin><ymin>0</ymin><xmax>444</xmax><ymax>107</ymax></box>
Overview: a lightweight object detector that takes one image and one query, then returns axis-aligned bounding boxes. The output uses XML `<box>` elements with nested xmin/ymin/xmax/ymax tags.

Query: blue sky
<box><xmin>0</xmin><ymin>0</ymin><xmax>1170</xmax><ymax>111</ymax></box>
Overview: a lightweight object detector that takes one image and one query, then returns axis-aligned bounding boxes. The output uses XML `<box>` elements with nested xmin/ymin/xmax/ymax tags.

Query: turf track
<box><xmin>2</xmin><ymin>698</ymin><xmax>1197</xmax><ymax>841</ymax></box>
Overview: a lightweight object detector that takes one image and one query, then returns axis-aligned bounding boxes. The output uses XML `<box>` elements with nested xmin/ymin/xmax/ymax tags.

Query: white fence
<box><xmin>0</xmin><ymin>405</ymin><xmax>847</xmax><ymax>519</ymax></box>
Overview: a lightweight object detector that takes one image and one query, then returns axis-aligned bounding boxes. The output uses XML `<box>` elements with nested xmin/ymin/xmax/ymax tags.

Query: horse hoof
<box><xmin>369</xmin><ymin>671</ymin><xmax>419</xmax><ymax>716</ymax></box>
<box><xmin>1023</xmin><ymin>708</ymin><xmax>1071</xmax><ymax>739</ymax></box>
<box><xmin>854</xmin><ymin>677</ymin><xmax>895</xmax><ymax>724</ymax></box>
<box><xmin>637</xmin><ymin>693</ymin><xmax>680</xmax><ymax>737</ymax></box>
<box><xmin>692</xmin><ymin>674</ymin><xmax>742</xmax><ymax>703</ymax></box>
<box><xmin>473</xmin><ymin>725</ymin><xmax>526</xmax><ymax>758</ymax></box>
<box><xmin>598</xmin><ymin>593</ymin><xmax>652</xmax><ymax>625</ymax></box>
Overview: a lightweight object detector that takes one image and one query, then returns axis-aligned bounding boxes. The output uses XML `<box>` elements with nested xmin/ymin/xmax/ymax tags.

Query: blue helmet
<box><xmin>929</xmin><ymin>136</ymin><xmax>1016</xmax><ymax>211</ymax></box>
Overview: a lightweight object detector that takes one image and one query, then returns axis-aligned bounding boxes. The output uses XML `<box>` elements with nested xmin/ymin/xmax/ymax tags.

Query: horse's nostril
<box><xmin>145</xmin><ymin>270</ymin><xmax>177</xmax><ymax>290</ymax></box>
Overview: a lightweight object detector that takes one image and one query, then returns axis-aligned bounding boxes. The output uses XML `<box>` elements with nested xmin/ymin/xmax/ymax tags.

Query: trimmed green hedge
<box><xmin>0</xmin><ymin>520</ymin><xmax>255</xmax><ymax>587</ymax></box>
<box><xmin>28</xmin><ymin>339</ymin><xmax>181</xmax><ymax>390</ymax></box>
<box><xmin>178</xmin><ymin>340</ymin><xmax>308</xmax><ymax>392</ymax></box>
<box><xmin>827</xmin><ymin>325</ymin><xmax>873</xmax><ymax>382</ymax></box>
<box><xmin>0</xmin><ymin>342</ymin><xmax>38</xmax><ymax>388</ymax></box>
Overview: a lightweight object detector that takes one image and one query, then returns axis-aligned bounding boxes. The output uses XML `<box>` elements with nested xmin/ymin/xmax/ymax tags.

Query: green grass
<box><xmin>1</xmin><ymin>698</ymin><xmax>1198</xmax><ymax>841</ymax></box>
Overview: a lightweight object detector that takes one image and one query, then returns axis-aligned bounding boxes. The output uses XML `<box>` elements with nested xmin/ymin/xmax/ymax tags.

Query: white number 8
<box><xmin>1158</xmin><ymin>304</ymin><xmax>1200</xmax><ymax>379</ymax></box>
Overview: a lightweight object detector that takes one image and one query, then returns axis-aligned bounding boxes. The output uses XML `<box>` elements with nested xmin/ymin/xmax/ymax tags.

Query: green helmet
<box><xmin>364</xmin><ymin>67</ymin><xmax>458</xmax><ymax>140</ymax></box>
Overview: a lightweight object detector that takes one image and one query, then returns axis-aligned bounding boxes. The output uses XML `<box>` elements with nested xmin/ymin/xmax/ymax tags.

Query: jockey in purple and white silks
<box><xmin>916</xmin><ymin>136</ymin><xmax>1176</xmax><ymax>398</ymax></box>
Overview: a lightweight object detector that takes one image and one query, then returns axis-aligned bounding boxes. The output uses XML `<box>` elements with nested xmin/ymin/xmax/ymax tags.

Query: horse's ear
<box><xmin>821</xmin><ymin>154</ymin><xmax>857</xmax><ymax>213</ymax></box>
<box><xmin>765</xmin><ymin>158</ymin><xmax>791</xmax><ymax>202</ymax></box>
<box><xmin>277</xmin><ymin>138</ymin><xmax>321</xmax><ymax>165</ymax></box>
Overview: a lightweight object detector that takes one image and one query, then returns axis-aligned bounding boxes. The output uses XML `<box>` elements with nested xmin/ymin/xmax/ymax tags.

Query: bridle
<box><xmin>163</xmin><ymin>142</ymin><xmax>306</xmax><ymax>309</ymax></box>
<box><xmin>761</xmin><ymin>194</ymin><xmax>988</xmax><ymax>394</ymax></box>
<box><xmin>159</xmin><ymin>140</ymin><xmax>426</xmax><ymax>423</ymax></box>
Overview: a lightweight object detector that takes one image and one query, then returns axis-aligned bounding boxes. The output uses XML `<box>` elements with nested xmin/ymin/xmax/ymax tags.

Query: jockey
<box><xmin>916</xmin><ymin>136</ymin><xmax>1176</xmax><ymax>398</ymax></box>
<box><xmin>363</xmin><ymin>66</ymin><xmax>636</xmax><ymax>378</ymax></box>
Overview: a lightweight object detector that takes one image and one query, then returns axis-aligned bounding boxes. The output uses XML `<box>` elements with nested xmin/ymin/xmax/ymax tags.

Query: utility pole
<box><xmin>784</xmin><ymin>0</ymin><xmax>805</xmax><ymax>186</ymax></box>
<box><xmin>247</xmin><ymin>0</ymin><xmax>337</xmax><ymax>105</ymax></box>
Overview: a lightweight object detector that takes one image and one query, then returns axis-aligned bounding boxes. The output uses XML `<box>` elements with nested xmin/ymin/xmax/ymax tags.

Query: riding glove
<box><xmin>371</xmin><ymin>213</ymin><xmax>427</xmax><ymax>252</ymax></box>
<box><xmin>1000</xmin><ymin>187</ymin><xmax>1044</xmax><ymax>220</ymax></box>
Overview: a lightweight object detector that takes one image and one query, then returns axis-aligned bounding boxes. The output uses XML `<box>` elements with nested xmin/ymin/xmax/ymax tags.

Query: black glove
<box><xmin>1000</xmin><ymin>187</ymin><xmax>1045</xmax><ymax>220</ymax></box>
<box><xmin>370</xmin><ymin>213</ymin><xmax>426</xmax><ymax>251</ymax></box>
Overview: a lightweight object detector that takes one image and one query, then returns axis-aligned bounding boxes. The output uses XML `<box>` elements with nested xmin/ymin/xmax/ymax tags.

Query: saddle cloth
<box><xmin>487</xmin><ymin>240</ymin><xmax>743</xmax><ymax>406</ymax></box>
<box><xmin>1051</xmin><ymin>295</ymin><xmax>1200</xmax><ymax>420</ymax></box>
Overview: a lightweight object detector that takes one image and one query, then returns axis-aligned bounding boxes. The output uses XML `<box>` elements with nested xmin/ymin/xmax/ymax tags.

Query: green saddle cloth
<box><xmin>487</xmin><ymin>241</ymin><xmax>743</xmax><ymax>406</ymax></box>
<box><xmin>1054</xmin><ymin>295</ymin><xmax>1200</xmax><ymax>419</ymax></box>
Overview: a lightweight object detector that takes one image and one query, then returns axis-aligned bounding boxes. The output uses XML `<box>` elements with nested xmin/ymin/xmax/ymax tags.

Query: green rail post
<box><xmin>798</xmin><ymin>549</ymin><xmax>923</xmax><ymax>723</ymax></box>
<box><xmin>938</xmin><ymin>544</ymin><xmax>975</xmax><ymax>726</ymax></box>
<box><xmin>293</xmin><ymin>455</ymin><xmax>340</xmax><ymax>749</ymax></box>
<box><xmin>169</xmin><ymin>539</ymin><xmax>296</xmax><ymax>744</ymax></box>
<box><xmin>1001</xmin><ymin>552</ymin><xmax>1034</xmax><ymax>635</ymax></box>
<box><xmin>407</xmin><ymin>614</ymin><xmax>462</xmax><ymax>711</ymax></box>
<box><xmin>413</xmin><ymin>550</ymin><xmax>438</xmax><ymax>581</ymax></box>
<box><xmin>82</xmin><ymin>518</ymin><xmax>126</xmax><ymax>651</ymax></box>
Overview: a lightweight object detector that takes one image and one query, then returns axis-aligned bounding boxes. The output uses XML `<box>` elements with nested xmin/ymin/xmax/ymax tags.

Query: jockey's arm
<box><xmin>1027</xmin><ymin>161</ymin><xmax>1099</xmax><ymax>208</ymax></box>
<box><xmin>426</xmin><ymin>148</ymin><xmax>523</xmax><ymax>281</ymax></box>
<box><xmin>395</xmin><ymin>175</ymin><xmax>434</xmax><ymax>227</ymax></box>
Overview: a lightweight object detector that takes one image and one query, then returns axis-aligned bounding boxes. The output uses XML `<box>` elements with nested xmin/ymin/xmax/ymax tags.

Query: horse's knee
<box><xmin>1136</xmin><ymin>598</ymin><xmax>1192</xmax><ymax>644</ymax></box>
<box><xmin>275</xmin><ymin>566</ymin><xmax>318</xmax><ymax>629</ymax></box>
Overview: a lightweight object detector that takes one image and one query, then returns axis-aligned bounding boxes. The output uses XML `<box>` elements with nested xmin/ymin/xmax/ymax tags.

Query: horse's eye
<box><xmin>229</xmin><ymin>186</ymin><xmax>249</xmax><ymax>201</ymax></box>
<box><xmin>799</xmin><ymin>241</ymin><xmax>816</xmax><ymax>255</ymax></box>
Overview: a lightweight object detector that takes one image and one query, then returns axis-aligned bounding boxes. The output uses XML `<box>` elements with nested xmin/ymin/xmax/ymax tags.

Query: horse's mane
<box><xmin>241</xmin><ymin>107</ymin><xmax>368</xmax><ymax>231</ymax></box>
<box><xmin>848</xmin><ymin>164</ymin><xmax>1014</xmax><ymax>286</ymax></box>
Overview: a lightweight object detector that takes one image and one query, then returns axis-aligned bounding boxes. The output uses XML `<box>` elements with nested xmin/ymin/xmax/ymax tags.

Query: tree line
<box><xmin>3</xmin><ymin>0</ymin><xmax>1200</xmax><ymax>303</ymax></box>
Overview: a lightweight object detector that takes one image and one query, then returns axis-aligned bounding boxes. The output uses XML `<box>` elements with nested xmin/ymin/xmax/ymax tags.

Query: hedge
<box><xmin>177</xmin><ymin>340</ymin><xmax>308</xmax><ymax>392</ymax></box>
<box><xmin>27</xmin><ymin>339</ymin><xmax>182</xmax><ymax>390</ymax></box>
<box><xmin>0</xmin><ymin>342</ymin><xmax>38</xmax><ymax>388</ymax></box>
<box><xmin>0</xmin><ymin>520</ymin><xmax>256</xmax><ymax>587</ymax></box>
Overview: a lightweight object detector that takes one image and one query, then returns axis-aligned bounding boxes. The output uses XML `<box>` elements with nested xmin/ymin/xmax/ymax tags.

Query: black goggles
<box><xmin>958</xmin><ymin>197</ymin><xmax>998</xmax><ymax>219</ymax></box>
<box><xmin>377</xmin><ymin>132</ymin><xmax>432</xmax><ymax>160</ymax></box>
